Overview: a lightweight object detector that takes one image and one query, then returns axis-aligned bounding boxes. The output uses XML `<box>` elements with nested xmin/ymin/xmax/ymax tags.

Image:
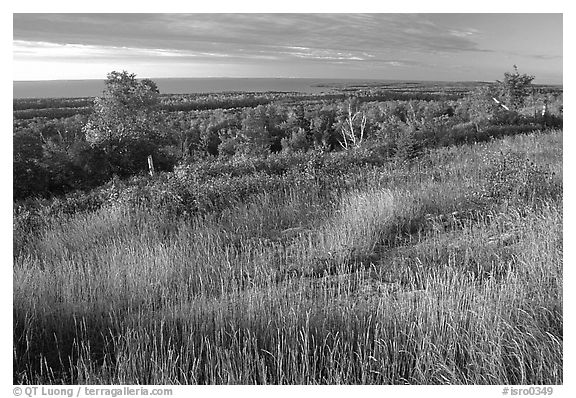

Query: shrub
<box><xmin>394</xmin><ymin>125</ymin><xmax>424</xmax><ymax>162</ymax></box>
<box><xmin>281</xmin><ymin>128</ymin><xmax>310</xmax><ymax>153</ymax></box>
<box><xmin>476</xmin><ymin>150</ymin><xmax>560</xmax><ymax>205</ymax></box>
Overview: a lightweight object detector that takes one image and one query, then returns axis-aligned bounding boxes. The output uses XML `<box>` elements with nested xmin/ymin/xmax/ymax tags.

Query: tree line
<box><xmin>13</xmin><ymin>69</ymin><xmax>562</xmax><ymax>200</ymax></box>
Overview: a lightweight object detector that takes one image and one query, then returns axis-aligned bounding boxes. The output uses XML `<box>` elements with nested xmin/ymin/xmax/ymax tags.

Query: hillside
<box><xmin>13</xmin><ymin>71</ymin><xmax>563</xmax><ymax>384</ymax></box>
<box><xmin>14</xmin><ymin>127</ymin><xmax>562</xmax><ymax>384</ymax></box>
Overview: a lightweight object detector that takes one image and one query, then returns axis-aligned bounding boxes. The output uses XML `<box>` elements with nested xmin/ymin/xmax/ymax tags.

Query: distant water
<box><xmin>13</xmin><ymin>78</ymin><xmax>378</xmax><ymax>99</ymax></box>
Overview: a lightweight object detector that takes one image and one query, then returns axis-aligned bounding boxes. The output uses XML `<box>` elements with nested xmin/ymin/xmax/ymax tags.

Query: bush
<box><xmin>476</xmin><ymin>150</ymin><xmax>560</xmax><ymax>205</ymax></box>
<box><xmin>394</xmin><ymin>126</ymin><xmax>423</xmax><ymax>162</ymax></box>
<box><xmin>281</xmin><ymin>128</ymin><xmax>310</xmax><ymax>153</ymax></box>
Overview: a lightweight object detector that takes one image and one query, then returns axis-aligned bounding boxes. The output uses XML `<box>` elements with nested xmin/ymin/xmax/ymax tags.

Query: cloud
<box><xmin>13</xmin><ymin>14</ymin><xmax>488</xmax><ymax>60</ymax></box>
<box><xmin>13</xmin><ymin>40</ymin><xmax>281</xmax><ymax>65</ymax></box>
<box><xmin>12</xmin><ymin>14</ymin><xmax>562</xmax><ymax>82</ymax></box>
<box><xmin>529</xmin><ymin>54</ymin><xmax>562</xmax><ymax>60</ymax></box>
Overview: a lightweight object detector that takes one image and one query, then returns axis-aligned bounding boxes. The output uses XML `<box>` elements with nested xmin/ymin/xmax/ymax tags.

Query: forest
<box><xmin>13</xmin><ymin>71</ymin><xmax>561</xmax><ymax>201</ymax></box>
<box><xmin>13</xmin><ymin>68</ymin><xmax>563</xmax><ymax>384</ymax></box>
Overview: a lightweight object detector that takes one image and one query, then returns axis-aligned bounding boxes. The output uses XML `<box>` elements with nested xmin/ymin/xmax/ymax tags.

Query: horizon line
<box><xmin>12</xmin><ymin>77</ymin><xmax>562</xmax><ymax>86</ymax></box>
<box><xmin>11</xmin><ymin>76</ymin><xmax>511</xmax><ymax>83</ymax></box>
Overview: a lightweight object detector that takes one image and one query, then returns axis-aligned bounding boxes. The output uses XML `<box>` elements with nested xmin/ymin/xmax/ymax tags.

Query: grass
<box><xmin>13</xmin><ymin>129</ymin><xmax>562</xmax><ymax>384</ymax></box>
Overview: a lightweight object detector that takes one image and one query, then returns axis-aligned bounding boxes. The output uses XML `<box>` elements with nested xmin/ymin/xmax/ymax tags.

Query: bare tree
<box><xmin>338</xmin><ymin>102</ymin><xmax>367</xmax><ymax>149</ymax></box>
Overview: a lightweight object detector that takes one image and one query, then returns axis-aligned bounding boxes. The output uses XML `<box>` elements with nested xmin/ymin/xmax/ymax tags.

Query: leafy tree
<box><xmin>281</xmin><ymin>104</ymin><xmax>308</xmax><ymax>133</ymax></box>
<box><xmin>237</xmin><ymin>106</ymin><xmax>272</xmax><ymax>157</ymax></box>
<box><xmin>13</xmin><ymin>129</ymin><xmax>48</xmax><ymax>198</ymax></box>
<box><xmin>497</xmin><ymin>65</ymin><xmax>535</xmax><ymax>111</ymax></box>
<box><xmin>394</xmin><ymin>124</ymin><xmax>420</xmax><ymax>162</ymax></box>
<box><xmin>202</xmin><ymin>110</ymin><xmax>238</xmax><ymax>156</ymax></box>
<box><xmin>165</xmin><ymin>114</ymin><xmax>200</xmax><ymax>160</ymax></box>
<box><xmin>67</xmin><ymin>141</ymin><xmax>110</xmax><ymax>187</ymax></box>
<box><xmin>83</xmin><ymin>71</ymin><xmax>165</xmax><ymax>176</ymax></box>
<box><xmin>460</xmin><ymin>86</ymin><xmax>503</xmax><ymax>130</ymax></box>
<box><xmin>310</xmin><ymin>107</ymin><xmax>338</xmax><ymax>150</ymax></box>
<box><xmin>262</xmin><ymin>105</ymin><xmax>288</xmax><ymax>152</ymax></box>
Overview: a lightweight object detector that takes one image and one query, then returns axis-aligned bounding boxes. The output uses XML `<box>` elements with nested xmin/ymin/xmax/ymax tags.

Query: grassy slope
<box><xmin>13</xmin><ymin>130</ymin><xmax>562</xmax><ymax>384</ymax></box>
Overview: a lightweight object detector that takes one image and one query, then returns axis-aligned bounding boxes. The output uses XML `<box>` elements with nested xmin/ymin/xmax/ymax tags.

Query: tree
<box><xmin>13</xmin><ymin>129</ymin><xmax>48</xmax><ymax>198</ymax></box>
<box><xmin>497</xmin><ymin>65</ymin><xmax>535</xmax><ymax>111</ymax></box>
<box><xmin>83</xmin><ymin>71</ymin><xmax>164</xmax><ymax>176</ymax></box>
<box><xmin>236</xmin><ymin>106</ymin><xmax>272</xmax><ymax>157</ymax></box>
<box><xmin>310</xmin><ymin>107</ymin><xmax>338</xmax><ymax>151</ymax></box>
<box><xmin>337</xmin><ymin>98</ymin><xmax>367</xmax><ymax>149</ymax></box>
<box><xmin>462</xmin><ymin>85</ymin><xmax>510</xmax><ymax>131</ymax></box>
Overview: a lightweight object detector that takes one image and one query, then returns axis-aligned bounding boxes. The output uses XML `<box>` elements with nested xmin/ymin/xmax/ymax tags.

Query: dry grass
<box><xmin>13</xmin><ymin>130</ymin><xmax>562</xmax><ymax>384</ymax></box>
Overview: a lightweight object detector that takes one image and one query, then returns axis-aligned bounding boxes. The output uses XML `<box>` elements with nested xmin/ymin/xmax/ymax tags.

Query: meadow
<box><xmin>13</xmin><ymin>127</ymin><xmax>562</xmax><ymax>384</ymax></box>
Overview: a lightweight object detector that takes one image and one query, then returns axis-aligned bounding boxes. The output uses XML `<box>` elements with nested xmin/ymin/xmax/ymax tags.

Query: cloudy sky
<box><xmin>13</xmin><ymin>13</ymin><xmax>563</xmax><ymax>83</ymax></box>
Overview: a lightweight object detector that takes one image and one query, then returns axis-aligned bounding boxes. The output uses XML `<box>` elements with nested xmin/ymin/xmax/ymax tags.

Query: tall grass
<box><xmin>13</xmin><ymin>130</ymin><xmax>562</xmax><ymax>384</ymax></box>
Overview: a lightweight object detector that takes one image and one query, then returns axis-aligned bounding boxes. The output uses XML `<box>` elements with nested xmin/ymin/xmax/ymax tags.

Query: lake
<box><xmin>13</xmin><ymin>77</ymin><xmax>386</xmax><ymax>99</ymax></box>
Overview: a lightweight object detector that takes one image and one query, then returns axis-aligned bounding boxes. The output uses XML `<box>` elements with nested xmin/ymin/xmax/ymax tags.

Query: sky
<box><xmin>12</xmin><ymin>13</ymin><xmax>563</xmax><ymax>83</ymax></box>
